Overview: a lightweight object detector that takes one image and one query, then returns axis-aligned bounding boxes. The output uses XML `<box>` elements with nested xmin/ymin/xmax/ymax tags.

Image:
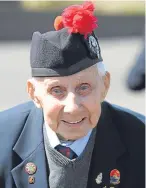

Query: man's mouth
<box><xmin>62</xmin><ymin>118</ymin><xmax>86</xmax><ymax>124</ymax></box>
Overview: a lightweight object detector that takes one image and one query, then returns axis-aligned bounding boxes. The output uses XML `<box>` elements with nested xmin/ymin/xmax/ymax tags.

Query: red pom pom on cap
<box><xmin>62</xmin><ymin>1</ymin><xmax>98</xmax><ymax>38</ymax></box>
<box><xmin>54</xmin><ymin>16</ymin><xmax>64</xmax><ymax>31</ymax></box>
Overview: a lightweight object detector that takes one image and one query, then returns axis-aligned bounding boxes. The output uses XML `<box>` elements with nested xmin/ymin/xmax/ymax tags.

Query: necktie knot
<box><xmin>55</xmin><ymin>145</ymin><xmax>77</xmax><ymax>159</ymax></box>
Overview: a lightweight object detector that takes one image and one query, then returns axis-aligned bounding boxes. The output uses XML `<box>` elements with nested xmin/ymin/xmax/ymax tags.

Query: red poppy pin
<box><xmin>110</xmin><ymin>169</ymin><xmax>120</xmax><ymax>185</ymax></box>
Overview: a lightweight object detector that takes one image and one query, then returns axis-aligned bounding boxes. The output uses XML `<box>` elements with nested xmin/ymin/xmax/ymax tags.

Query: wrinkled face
<box><xmin>27</xmin><ymin>65</ymin><xmax>110</xmax><ymax>140</ymax></box>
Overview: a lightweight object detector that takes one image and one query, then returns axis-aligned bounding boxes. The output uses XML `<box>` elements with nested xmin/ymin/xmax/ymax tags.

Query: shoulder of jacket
<box><xmin>0</xmin><ymin>101</ymin><xmax>34</xmax><ymax>116</ymax></box>
<box><xmin>103</xmin><ymin>101</ymin><xmax>145</xmax><ymax>154</ymax></box>
<box><xmin>0</xmin><ymin>102</ymin><xmax>35</xmax><ymax>151</ymax></box>
<box><xmin>0</xmin><ymin>101</ymin><xmax>35</xmax><ymax>134</ymax></box>
<box><xmin>104</xmin><ymin>101</ymin><xmax>145</xmax><ymax>124</ymax></box>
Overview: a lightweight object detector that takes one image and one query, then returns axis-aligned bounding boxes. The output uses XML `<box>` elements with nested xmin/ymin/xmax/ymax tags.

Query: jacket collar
<box><xmin>13</xmin><ymin>106</ymin><xmax>44</xmax><ymax>160</ymax></box>
<box><xmin>11</xmin><ymin>105</ymin><xmax>49</xmax><ymax>188</ymax></box>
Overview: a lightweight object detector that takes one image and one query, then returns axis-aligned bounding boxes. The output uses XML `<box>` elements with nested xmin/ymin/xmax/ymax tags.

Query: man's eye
<box><xmin>80</xmin><ymin>84</ymin><xmax>90</xmax><ymax>90</ymax></box>
<box><xmin>51</xmin><ymin>87</ymin><xmax>65</xmax><ymax>97</ymax></box>
<box><xmin>77</xmin><ymin>84</ymin><xmax>91</xmax><ymax>95</ymax></box>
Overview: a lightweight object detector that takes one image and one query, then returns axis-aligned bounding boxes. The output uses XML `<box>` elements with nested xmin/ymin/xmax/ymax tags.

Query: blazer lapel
<box><xmin>87</xmin><ymin>102</ymin><xmax>127</xmax><ymax>188</ymax></box>
<box><xmin>11</xmin><ymin>106</ymin><xmax>49</xmax><ymax>188</ymax></box>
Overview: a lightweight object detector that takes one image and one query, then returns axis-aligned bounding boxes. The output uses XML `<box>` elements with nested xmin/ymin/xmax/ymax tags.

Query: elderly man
<box><xmin>0</xmin><ymin>2</ymin><xmax>144</xmax><ymax>188</ymax></box>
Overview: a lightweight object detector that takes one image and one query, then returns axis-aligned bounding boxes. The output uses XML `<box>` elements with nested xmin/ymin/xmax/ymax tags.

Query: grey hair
<box><xmin>31</xmin><ymin>61</ymin><xmax>106</xmax><ymax>83</ymax></box>
<box><xmin>96</xmin><ymin>61</ymin><xmax>106</xmax><ymax>77</ymax></box>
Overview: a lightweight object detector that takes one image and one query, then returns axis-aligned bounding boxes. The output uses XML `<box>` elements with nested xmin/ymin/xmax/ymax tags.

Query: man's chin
<box><xmin>58</xmin><ymin>131</ymin><xmax>89</xmax><ymax>141</ymax></box>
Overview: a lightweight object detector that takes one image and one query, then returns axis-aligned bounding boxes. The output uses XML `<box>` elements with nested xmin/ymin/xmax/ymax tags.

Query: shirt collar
<box><xmin>45</xmin><ymin>123</ymin><xmax>92</xmax><ymax>156</ymax></box>
<box><xmin>45</xmin><ymin>123</ymin><xmax>60</xmax><ymax>148</ymax></box>
<box><xmin>68</xmin><ymin>130</ymin><xmax>92</xmax><ymax>156</ymax></box>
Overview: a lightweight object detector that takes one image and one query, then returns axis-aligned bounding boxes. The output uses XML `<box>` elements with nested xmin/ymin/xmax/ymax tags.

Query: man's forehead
<box><xmin>43</xmin><ymin>66</ymin><xmax>98</xmax><ymax>85</ymax></box>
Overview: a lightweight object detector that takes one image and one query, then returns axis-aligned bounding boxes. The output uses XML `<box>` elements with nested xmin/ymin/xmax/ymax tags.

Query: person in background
<box><xmin>127</xmin><ymin>44</ymin><xmax>145</xmax><ymax>91</ymax></box>
<box><xmin>0</xmin><ymin>2</ymin><xmax>145</xmax><ymax>188</ymax></box>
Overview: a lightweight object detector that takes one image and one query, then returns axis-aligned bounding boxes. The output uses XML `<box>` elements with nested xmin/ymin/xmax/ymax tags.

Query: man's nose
<box><xmin>63</xmin><ymin>93</ymin><xmax>81</xmax><ymax>114</ymax></box>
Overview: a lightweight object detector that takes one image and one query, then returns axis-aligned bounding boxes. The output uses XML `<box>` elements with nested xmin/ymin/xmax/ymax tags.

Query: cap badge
<box><xmin>89</xmin><ymin>35</ymin><xmax>100</xmax><ymax>58</ymax></box>
<box><xmin>110</xmin><ymin>169</ymin><xmax>120</xmax><ymax>185</ymax></box>
<box><xmin>25</xmin><ymin>162</ymin><xmax>37</xmax><ymax>175</ymax></box>
<box><xmin>95</xmin><ymin>172</ymin><xmax>103</xmax><ymax>184</ymax></box>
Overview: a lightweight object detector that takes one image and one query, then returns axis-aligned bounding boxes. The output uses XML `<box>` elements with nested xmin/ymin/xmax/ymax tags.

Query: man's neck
<box><xmin>57</xmin><ymin>133</ymin><xmax>75</xmax><ymax>142</ymax></box>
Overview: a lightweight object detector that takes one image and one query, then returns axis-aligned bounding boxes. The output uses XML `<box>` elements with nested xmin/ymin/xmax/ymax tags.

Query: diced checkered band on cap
<box><xmin>30</xmin><ymin>1</ymin><xmax>103</xmax><ymax>77</ymax></box>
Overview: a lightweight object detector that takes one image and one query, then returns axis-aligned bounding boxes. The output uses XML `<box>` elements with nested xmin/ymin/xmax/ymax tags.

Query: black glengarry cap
<box><xmin>30</xmin><ymin>1</ymin><xmax>103</xmax><ymax>77</ymax></box>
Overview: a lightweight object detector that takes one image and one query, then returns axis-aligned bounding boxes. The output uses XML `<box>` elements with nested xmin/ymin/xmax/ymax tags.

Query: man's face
<box><xmin>28</xmin><ymin>65</ymin><xmax>110</xmax><ymax>140</ymax></box>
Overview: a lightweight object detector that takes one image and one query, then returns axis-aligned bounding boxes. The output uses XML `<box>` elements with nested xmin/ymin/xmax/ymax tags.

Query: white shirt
<box><xmin>45</xmin><ymin>123</ymin><xmax>92</xmax><ymax>156</ymax></box>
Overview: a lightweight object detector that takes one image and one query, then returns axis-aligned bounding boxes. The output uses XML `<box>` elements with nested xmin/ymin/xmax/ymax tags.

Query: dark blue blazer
<box><xmin>0</xmin><ymin>101</ymin><xmax>145</xmax><ymax>188</ymax></box>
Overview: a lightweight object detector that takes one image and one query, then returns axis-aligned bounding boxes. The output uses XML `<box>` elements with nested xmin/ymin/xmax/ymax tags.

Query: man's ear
<box><xmin>27</xmin><ymin>79</ymin><xmax>42</xmax><ymax>108</ymax></box>
<box><xmin>101</xmin><ymin>71</ymin><xmax>110</xmax><ymax>101</ymax></box>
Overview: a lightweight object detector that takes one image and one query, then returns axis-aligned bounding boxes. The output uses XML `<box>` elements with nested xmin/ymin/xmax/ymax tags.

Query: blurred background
<box><xmin>0</xmin><ymin>1</ymin><xmax>145</xmax><ymax>114</ymax></box>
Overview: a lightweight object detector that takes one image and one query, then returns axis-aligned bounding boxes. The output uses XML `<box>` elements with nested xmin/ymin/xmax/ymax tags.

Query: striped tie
<box><xmin>55</xmin><ymin>145</ymin><xmax>78</xmax><ymax>159</ymax></box>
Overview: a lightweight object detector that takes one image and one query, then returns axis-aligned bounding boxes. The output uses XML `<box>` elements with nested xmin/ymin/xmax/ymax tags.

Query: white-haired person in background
<box><xmin>0</xmin><ymin>2</ymin><xmax>144</xmax><ymax>188</ymax></box>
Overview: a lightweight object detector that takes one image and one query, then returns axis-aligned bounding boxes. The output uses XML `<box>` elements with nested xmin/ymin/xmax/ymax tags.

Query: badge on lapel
<box><xmin>110</xmin><ymin>169</ymin><xmax>120</xmax><ymax>185</ymax></box>
<box><xmin>28</xmin><ymin>176</ymin><xmax>35</xmax><ymax>184</ymax></box>
<box><xmin>95</xmin><ymin>172</ymin><xmax>103</xmax><ymax>184</ymax></box>
<box><xmin>25</xmin><ymin>162</ymin><xmax>37</xmax><ymax>184</ymax></box>
<box><xmin>25</xmin><ymin>162</ymin><xmax>37</xmax><ymax>175</ymax></box>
